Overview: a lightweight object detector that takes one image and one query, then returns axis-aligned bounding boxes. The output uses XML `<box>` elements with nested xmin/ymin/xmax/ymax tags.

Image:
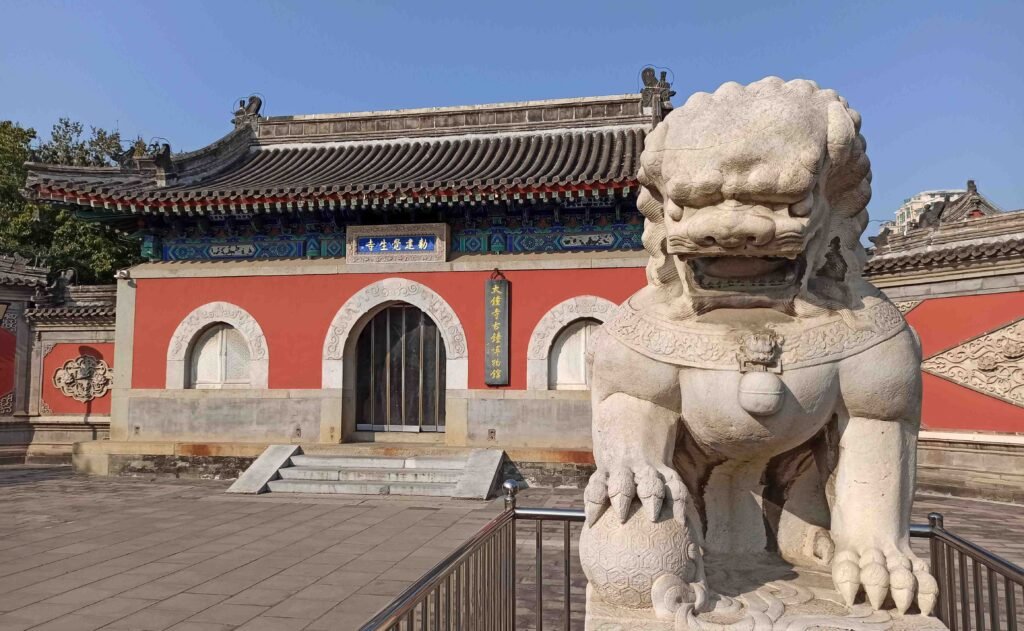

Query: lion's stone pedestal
<box><xmin>585</xmin><ymin>556</ymin><xmax>947</xmax><ymax>631</ymax></box>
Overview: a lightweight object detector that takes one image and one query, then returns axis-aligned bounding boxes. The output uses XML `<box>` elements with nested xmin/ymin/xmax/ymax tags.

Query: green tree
<box><xmin>0</xmin><ymin>118</ymin><xmax>146</xmax><ymax>284</ymax></box>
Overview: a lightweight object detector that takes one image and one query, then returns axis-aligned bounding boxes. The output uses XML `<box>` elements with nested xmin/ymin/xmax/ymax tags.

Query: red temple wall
<box><xmin>42</xmin><ymin>343</ymin><xmax>114</xmax><ymax>415</ymax></box>
<box><xmin>131</xmin><ymin>268</ymin><xmax>647</xmax><ymax>391</ymax></box>
<box><xmin>0</xmin><ymin>328</ymin><xmax>14</xmax><ymax>402</ymax></box>
<box><xmin>129</xmin><ymin>271</ymin><xmax>1022</xmax><ymax>434</ymax></box>
<box><xmin>905</xmin><ymin>291</ymin><xmax>1024</xmax><ymax>434</ymax></box>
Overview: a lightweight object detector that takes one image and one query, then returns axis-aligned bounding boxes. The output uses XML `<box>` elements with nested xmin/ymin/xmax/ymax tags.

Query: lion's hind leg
<box><xmin>763</xmin><ymin>436</ymin><xmax>835</xmax><ymax>569</ymax></box>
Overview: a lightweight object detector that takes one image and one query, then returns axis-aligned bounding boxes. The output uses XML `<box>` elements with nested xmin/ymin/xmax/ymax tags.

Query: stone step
<box><xmin>266</xmin><ymin>479</ymin><xmax>458</xmax><ymax>497</ymax></box>
<box><xmin>231</xmin><ymin>445</ymin><xmax>503</xmax><ymax>499</ymax></box>
<box><xmin>279</xmin><ymin>466</ymin><xmax>464</xmax><ymax>484</ymax></box>
<box><xmin>289</xmin><ymin>454</ymin><xmax>467</xmax><ymax>470</ymax></box>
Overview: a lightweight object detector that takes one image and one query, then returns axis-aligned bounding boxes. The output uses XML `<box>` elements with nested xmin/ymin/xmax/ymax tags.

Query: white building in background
<box><xmin>893</xmin><ymin>188</ymin><xmax>966</xmax><ymax>232</ymax></box>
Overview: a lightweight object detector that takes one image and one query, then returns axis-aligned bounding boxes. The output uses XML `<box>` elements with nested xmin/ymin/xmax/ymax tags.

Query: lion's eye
<box><xmin>789</xmin><ymin>193</ymin><xmax>814</xmax><ymax>217</ymax></box>
<box><xmin>665</xmin><ymin>200</ymin><xmax>684</xmax><ymax>222</ymax></box>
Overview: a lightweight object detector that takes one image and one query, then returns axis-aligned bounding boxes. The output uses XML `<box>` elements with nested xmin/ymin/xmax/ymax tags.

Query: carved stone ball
<box><xmin>737</xmin><ymin>371</ymin><xmax>786</xmax><ymax>416</ymax></box>
<box><xmin>579</xmin><ymin>504</ymin><xmax>695</xmax><ymax>609</ymax></box>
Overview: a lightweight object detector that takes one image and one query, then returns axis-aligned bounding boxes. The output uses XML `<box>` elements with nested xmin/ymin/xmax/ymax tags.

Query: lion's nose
<box><xmin>685</xmin><ymin>211</ymin><xmax>776</xmax><ymax>249</ymax></box>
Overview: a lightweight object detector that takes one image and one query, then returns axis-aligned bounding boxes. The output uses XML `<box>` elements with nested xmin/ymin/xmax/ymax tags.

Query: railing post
<box><xmin>503</xmin><ymin>479</ymin><xmax>519</xmax><ymax>630</ymax></box>
<box><xmin>503</xmin><ymin>479</ymin><xmax>519</xmax><ymax>511</ymax></box>
<box><xmin>929</xmin><ymin>513</ymin><xmax>947</xmax><ymax>625</ymax></box>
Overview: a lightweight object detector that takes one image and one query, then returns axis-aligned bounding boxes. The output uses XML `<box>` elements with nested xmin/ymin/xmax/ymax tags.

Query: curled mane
<box><xmin>636</xmin><ymin>77</ymin><xmax>872</xmax><ymax>295</ymax></box>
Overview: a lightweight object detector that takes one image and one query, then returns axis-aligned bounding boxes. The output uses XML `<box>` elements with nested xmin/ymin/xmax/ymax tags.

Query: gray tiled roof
<box><xmin>24</xmin><ymin>94</ymin><xmax>651</xmax><ymax>215</ymax></box>
<box><xmin>0</xmin><ymin>255</ymin><xmax>47</xmax><ymax>287</ymax></box>
<box><xmin>865</xmin><ymin>236</ymin><xmax>1024</xmax><ymax>275</ymax></box>
<box><xmin>24</xmin><ymin>305</ymin><xmax>116</xmax><ymax>323</ymax></box>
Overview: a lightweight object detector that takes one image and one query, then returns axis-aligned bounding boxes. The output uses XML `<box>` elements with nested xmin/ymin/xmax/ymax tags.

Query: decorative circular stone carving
<box><xmin>580</xmin><ymin>504</ymin><xmax>695</xmax><ymax>610</ymax></box>
<box><xmin>53</xmin><ymin>355</ymin><xmax>113</xmax><ymax>402</ymax></box>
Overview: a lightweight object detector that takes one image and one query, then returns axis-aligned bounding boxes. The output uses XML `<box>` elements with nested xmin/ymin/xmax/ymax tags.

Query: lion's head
<box><xmin>636</xmin><ymin>77</ymin><xmax>872</xmax><ymax>316</ymax></box>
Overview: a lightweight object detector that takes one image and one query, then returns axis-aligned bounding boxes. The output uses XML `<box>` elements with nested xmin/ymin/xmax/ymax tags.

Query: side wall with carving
<box><xmin>887</xmin><ymin>286</ymin><xmax>1024</xmax><ymax>502</ymax></box>
<box><xmin>0</xmin><ymin>325</ymin><xmax>14</xmax><ymax>415</ymax></box>
<box><xmin>41</xmin><ymin>343</ymin><xmax>114</xmax><ymax>415</ymax></box>
<box><xmin>901</xmin><ymin>290</ymin><xmax>1024</xmax><ymax>433</ymax></box>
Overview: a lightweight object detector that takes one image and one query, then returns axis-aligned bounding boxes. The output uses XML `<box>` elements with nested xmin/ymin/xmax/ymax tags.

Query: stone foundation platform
<box><xmin>586</xmin><ymin>556</ymin><xmax>946</xmax><ymax>631</ymax></box>
<box><xmin>69</xmin><ymin>439</ymin><xmax>596</xmax><ymax>486</ymax></box>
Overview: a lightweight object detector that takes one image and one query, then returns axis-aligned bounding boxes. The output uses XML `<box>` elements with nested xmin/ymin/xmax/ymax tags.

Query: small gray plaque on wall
<box><xmin>345</xmin><ymin>223</ymin><xmax>449</xmax><ymax>264</ymax></box>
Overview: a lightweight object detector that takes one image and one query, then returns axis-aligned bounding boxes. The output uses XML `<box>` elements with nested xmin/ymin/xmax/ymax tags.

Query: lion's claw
<box><xmin>583</xmin><ymin>463</ymin><xmax>692</xmax><ymax>526</ymax></box>
<box><xmin>831</xmin><ymin>547</ymin><xmax>937</xmax><ymax>615</ymax></box>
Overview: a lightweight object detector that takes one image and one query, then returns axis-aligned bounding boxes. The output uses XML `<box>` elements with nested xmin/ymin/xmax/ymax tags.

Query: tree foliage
<box><xmin>0</xmin><ymin>118</ymin><xmax>147</xmax><ymax>284</ymax></box>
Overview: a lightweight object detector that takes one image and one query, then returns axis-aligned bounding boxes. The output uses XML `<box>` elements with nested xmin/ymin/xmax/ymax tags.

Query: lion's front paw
<box><xmin>584</xmin><ymin>463</ymin><xmax>690</xmax><ymax>526</ymax></box>
<box><xmin>831</xmin><ymin>547</ymin><xmax>938</xmax><ymax>615</ymax></box>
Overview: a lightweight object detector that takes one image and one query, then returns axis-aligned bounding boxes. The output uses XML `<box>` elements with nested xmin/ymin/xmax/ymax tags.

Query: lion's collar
<box><xmin>603</xmin><ymin>295</ymin><xmax>905</xmax><ymax>371</ymax></box>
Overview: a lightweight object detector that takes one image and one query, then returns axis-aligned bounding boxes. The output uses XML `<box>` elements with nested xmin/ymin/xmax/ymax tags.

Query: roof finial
<box><xmin>232</xmin><ymin>95</ymin><xmax>264</xmax><ymax>129</ymax></box>
<box><xmin>967</xmin><ymin>179</ymin><xmax>977</xmax><ymax>193</ymax></box>
<box><xmin>640</xmin><ymin>66</ymin><xmax>676</xmax><ymax>125</ymax></box>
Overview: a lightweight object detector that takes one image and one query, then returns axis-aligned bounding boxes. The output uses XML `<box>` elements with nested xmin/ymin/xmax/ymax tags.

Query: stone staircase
<box><xmin>227</xmin><ymin>445</ymin><xmax>504</xmax><ymax>499</ymax></box>
<box><xmin>269</xmin><ymin>454</ymin><xmax>468</xmax><ymax>496</ymax></box>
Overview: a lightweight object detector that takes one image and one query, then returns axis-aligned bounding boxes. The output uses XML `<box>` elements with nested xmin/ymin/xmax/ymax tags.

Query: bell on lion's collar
<box><xmin>738</xmin><ymin>371</ymin><xmax>786</xmax><ymax>416</ymax></box>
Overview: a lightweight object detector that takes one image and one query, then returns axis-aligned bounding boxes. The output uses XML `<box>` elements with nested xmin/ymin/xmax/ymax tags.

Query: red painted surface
<box><xmin>921</xmin><ymin>373</ymin><xmax>1021</xmax><ymax>433</ymax></box>
<box><xmin>905</xmin><ymin>292</ymin><xmax>1024</xmax><ymax>359</ymax></box>
<box><xmin>907</xmin><ymin>292</ymin><xmax>1024</xmax><ymax>434</ymax></box>
<box><xmin>130</xmin><ymin>271</ymin><xmax>1023</xmax><ymax>434</ymax></box>
<box><xmin>42</xmin><ymin>343</ymin><xmax>114</xmax><ymax>415</ymax></box>
<box><xmin>132</xmin><ymin>268</ymin><xmax>647</xmax><ymax>390</ymax></box>
<box><xmin>0</xmin><ymin>328</ymin><xmax>14</xmax><ymax>400</ymax></box>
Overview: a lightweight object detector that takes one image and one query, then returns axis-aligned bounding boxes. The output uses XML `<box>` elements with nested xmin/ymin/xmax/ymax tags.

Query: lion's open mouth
<box><xmin>688</xmin><ymin>255</ymin><xmax>805</xmax><ymax>292</ymax></box>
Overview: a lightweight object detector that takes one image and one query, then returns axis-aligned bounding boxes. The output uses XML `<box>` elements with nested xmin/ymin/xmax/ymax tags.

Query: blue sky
<box><xmin>2</xmin><ymin>0</ymin><xmax>1021</xmax><ymax>233</ymax></box>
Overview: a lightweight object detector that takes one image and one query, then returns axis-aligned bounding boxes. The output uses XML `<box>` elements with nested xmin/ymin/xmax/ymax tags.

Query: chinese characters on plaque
<box><xmin>355</xmin><ymin>235</ymin><xmax>436</xmax><ymax>254</ymax></box>
<box><xmin>346</xmin><ymin>223</ymin><xmax>449</xmax><ymax>264</ymax></box>
<box><xmin>484</xmin><ymin>278</ymin><xmax>510</xmax><ymax>386</ymax></box>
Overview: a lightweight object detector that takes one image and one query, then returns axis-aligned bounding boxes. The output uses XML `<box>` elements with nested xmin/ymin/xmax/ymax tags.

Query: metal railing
<box><xmin>360</xmin><ymin>482</ymin><xmax>1023</xmax><ymax>631</ymax></box>
<box><xmin>914</xmin><ymin>514</ymin><xmax>1023</xmax><ymax>631</ymax></box>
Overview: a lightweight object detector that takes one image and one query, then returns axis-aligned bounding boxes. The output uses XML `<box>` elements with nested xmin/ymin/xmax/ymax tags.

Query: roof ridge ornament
<box><xmin>639</xmin><ymin>66</ymin><xmax>676</xmax><ymax>126</ymax></box>
<box><xmin>232</xmin><ymin>95</ymin><xmax>264</xmax><ymax>129</ymax></box>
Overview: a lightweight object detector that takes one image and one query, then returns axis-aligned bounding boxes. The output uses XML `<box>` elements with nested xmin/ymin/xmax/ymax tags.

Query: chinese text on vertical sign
<box><xmin>484</xmin><ymin>279</ymin><xmax>509</xmax><ymax>386</ymax></box>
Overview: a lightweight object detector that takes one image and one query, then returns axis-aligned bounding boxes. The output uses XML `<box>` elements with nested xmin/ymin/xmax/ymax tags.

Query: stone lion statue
<box><xmin>580</xmin><ymin>77</ymin><xmax>938</xmax><ymax>624</ymax></box>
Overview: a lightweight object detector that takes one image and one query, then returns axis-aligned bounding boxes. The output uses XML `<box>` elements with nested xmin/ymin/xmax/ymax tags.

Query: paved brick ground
<box><xmin>0</xmin><ymin>467</ymin><xmax>1019</xmax><ymax>631</ymax></box>
<box><xmin>0</xmin><ymin>467</ymin><xmax>499</xmax><ymax>631</ymax></box>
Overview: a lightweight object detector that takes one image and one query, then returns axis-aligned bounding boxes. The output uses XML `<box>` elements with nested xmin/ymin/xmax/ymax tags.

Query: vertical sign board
<box><xmin>485</xmin><ymin>279</ymin><xmax>510</xmax><ymax>386</ymax></box>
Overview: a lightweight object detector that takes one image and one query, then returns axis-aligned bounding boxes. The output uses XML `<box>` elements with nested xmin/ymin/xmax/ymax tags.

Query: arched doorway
<box><xmin>355</xmin><ymin>303</ymin><xmax>446</xmax><ymax>432</ymax></box>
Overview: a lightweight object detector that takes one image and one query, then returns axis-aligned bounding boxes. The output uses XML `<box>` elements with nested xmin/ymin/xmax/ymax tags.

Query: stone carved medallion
<box><xmin>53</xmin><ymin>356</ymin><xmax>113</xmax><ymax>402</ymax></box>
<box><xmin>604</xmin><ymin>296</ymin><xmax>906</xmax><ymax>371</ymax></box>
<box><xmin>922</xmin><ymin>317</ymin><xmax>1024</xmax><ymax>407</ymax></box>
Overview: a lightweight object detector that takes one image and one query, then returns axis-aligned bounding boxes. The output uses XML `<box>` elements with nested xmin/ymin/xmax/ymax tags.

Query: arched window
<box><xmin>356</xmin><ymin>304</ymin><xmax>446</xmax><ymax>431</ymax></box>
<box><xmin>187</xmin><ymin>324</ymin><xmax>251</xmax><ymax>389</ymax></box>
<box><xmin>548</xmin><ymin>318</ymin><xmax>601</xmax><ymax>390</ymax></box>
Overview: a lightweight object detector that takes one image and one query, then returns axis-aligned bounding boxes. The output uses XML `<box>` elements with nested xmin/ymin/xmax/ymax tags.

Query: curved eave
<box><xmin>865</xmin><ymin>237</ymin><xmax>1024</xmax><ymax>275</ymax></box>
<box><xmin>25</xmin><ymin>114</ymin><xmax>648</xmax><ymax>216</ymax></box>
<box><xmin>29</xmin><ymin>179</ymin><xmax>638</xmax><ymax>216</ymax></box>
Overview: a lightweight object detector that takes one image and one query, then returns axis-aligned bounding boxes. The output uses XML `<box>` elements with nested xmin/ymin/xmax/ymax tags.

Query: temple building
<box><xmin>868</xmin><ymin>180</ymin><xmax>1024</xmax><ymax>501</ymax></box>
<box><xmin>6</xmin><ymin>76</ymin><xmax>1023</xmax><ymax>499</ymax></box>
